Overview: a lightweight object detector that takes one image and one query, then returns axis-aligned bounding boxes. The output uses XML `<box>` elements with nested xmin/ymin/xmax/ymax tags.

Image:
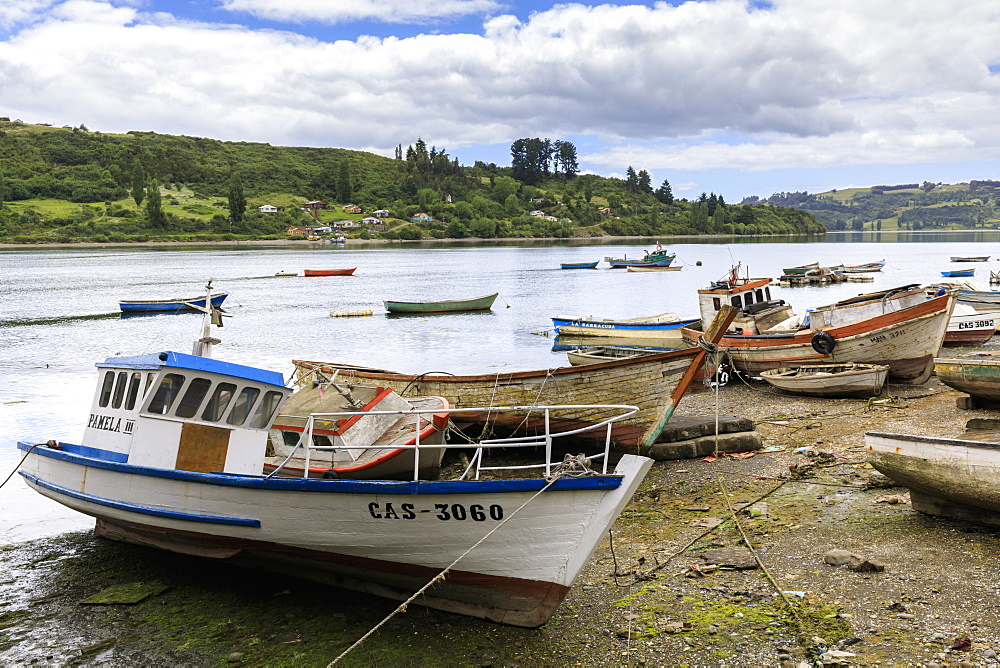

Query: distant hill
<box><xmin>0</xmin><ymin>119</ymin><xmax>825</xmax><ymax>243</ymax></box>
<box><xmin>742</xmin><ymin>181</ymin><xmax>1000</xmax><ymax>231</ymax></box>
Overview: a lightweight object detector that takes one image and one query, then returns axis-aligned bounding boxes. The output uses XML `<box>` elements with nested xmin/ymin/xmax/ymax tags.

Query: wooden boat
<box><xmin>951</xmin><ymin>256</ymin><xmax>990</xmax><ymax>262</ymax></box>
<box><xmin>990</xmin><ymin>270</ymin><xmax>1000</xmax><ymax>285</ymax></box>
<box><xmin>944</xmin><ymin>304</ymin><xmax>1000</xmax><ymax>346</ymax></box>
<box><xmin>832</xmin><ymin>260</ymin><xmax>885</xmax><ymax>273</ymax></box>
<box><xmin>551</xmin><ymin>313</ymin><xmax>699</xmax><ymax>340</ymax></box>
<box><xmin>274</xmin><ymin>271</ymin><xmax>298</xmax><ymax>277</ymax></box>
<box><xmin>14</xmin><ymin>297</ymin><xmax>655</xmax><ymax>628</ymax></box>
<box><xmin>942</xmin><ymin>269</ymin><xmax>975</xmax><ymax>277</ymax></box>
<box><xmin>781</xmin><ymin>261</ymin><xmax>819</xmax><ymax>275</ymax></box>
<box><xmin>266</xmin><ymin>385</ymin><xmax>450</xmax><ymax>480</ymax></box>
<box><xmin>303</xmin><ymin>268</ymin><xmax>356</xmax><ymax>276</ymax></box>
<box><xmin>681</xmin><ymin>268</ymin><xmax>955</xmax><ymax>384</ymax></box>
<box><xmin>384</xmin><ymin>292</ymin><xmax>498</xmax><ymax>314</ymax></box>
<box><xmin>293</xmin><ymin>306</ymin><xmax>737</xmax><ymax>448</ymax></box>
<box><xmin>626</xmin><ymin>265</ymin><xmax>682</xmax><ymax>272</ymax></box>
<box><xmin>866</xmin><ymin>429</ymin><xmax>1000</xmax><ymax>526</ymax></box>
<box><xmin>954</xmin><ymin>287</ymin><xmax>1000</xmax><ymax>307</ymax></box>
<box><xmin>934</xmin><ymin>354</ymin><xmax>1000</xmax><ymax>403</ymax></box>
<box><xmin>565</xmin><ymin>346</ymin><xmax>661</xmax><ymax>366</ymax></box>
<box><xmin>560</xmin><ymin>261</ymin><xmax>599</xmax><ymax>269</ymax></box>
<box><xmin>604</xmin><ymin>248</ymin><xmax>675</xmax><ymax>269</ymax></box>
<box><xmin>759</xmin><ymin>363</ymin><xmax>888</xmax><ymax>397</ymax></box>
<box><xmin>119</xmin><ymin>291</ymin><xmax>228</xmax><ymax>313</ymax></box>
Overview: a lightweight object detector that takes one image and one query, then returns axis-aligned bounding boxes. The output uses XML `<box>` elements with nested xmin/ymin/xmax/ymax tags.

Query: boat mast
<box><xmin>193</xmin><ymin>278</ymin><xmax>222</xmax><ymax>358</ymax></box>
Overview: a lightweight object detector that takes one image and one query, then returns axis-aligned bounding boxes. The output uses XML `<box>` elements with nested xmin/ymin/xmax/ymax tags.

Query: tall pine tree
<box><xmin>227</xmin><ymin>175</ymin><xmax>246</xmax><ymax>229</ymax></box>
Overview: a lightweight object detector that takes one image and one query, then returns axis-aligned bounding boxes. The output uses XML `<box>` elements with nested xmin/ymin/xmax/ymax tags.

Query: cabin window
<box><xmin>227</xmin><ymin>386</ymin><xmax>261</xmax><ymax>426</ymax></box>
<box><xmin>201</xmin><ymin>382</ymin><xmax>237</xmax><ymax>422</ymax></box>
<box><xmin>765</xmin><ymin>287</ymin><xmax>772</xmax><ymax>301</ymax></box>
<box><xmin>730</xmin><ymin>296</ymin><xmax>741</xmax><ymax>308</ymax></box>
<box><xmin>99</xmin><ymin>371</ymin><xmax>116</xmax><ymax>408</ymax></box>
<box><xmin>248</xmin><ymin>390</ymin><xmax>284</xmax><ymax>429</ymax></box>
<box><xmin>124</xmin><ymin>373</ymin><xmax>142</xmax><ymax>410</ymax></box>
<box><xmin>148</xmin><ymin>373</ymin><xmax>186</xmax><ymax>415</ymax></box>
<box><xmin>744</xmin><ymin>292</ymin><xmax>755</xmax><ymax>306</ymax></box>
<box><xmin>111</xmin><ymin>372</ymin><xmax>128</xmax><ymax>409</ymax></box>
<box><xmin>756</xmin><ymin>289</ymin><xmax>765</xmax><ymax>303</ymax></box>
<box><xmin>144</xmin><ymin>373</ymin><xmax>155</xmax><ymax>396</ymax></box>
<box><xmin>175</xmin><ymin>377</ymin><xmax>212</xmax><ymax>419</ymax></box>
<box><xmin>712</xmin><ymin>297</ymin><xmax>721</xmax><ymax>310</ymax></box>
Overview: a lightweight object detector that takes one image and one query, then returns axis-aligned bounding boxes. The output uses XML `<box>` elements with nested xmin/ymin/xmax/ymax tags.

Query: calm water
<box><xmin>3</xmin><ymin>233</ymin><xmax>1000</xmax><ymax>540</ymax></box>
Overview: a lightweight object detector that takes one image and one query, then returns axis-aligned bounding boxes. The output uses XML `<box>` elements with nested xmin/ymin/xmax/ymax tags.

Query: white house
<box><xmin>373</xmin><ymin>210</ymin><xmax>391</xmax><ymax>218</ymax></box>
<box><xmin>361</xmin><ymin>217</ymin><xmax>381</xmax><ymax>225</ymax></box>
<box><xmin>258</xmin><ymin>205</ymin><xmax>279</xmax><ymax>213</ymax></box>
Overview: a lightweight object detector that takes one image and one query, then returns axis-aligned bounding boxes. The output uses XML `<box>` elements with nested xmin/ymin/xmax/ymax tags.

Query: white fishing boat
<box><xmin>15</xmin><ymin>285</ymin><xmax>654</xmax><ymax>627</ymax></box>
<box><xmin>759</xmin><ymin>363</ymin><xmax>888</xmax><ymax>397</ymax></box>
<box><xmin>866</xmin><ymin>430</ymin><xmax>1000</xmax><ymax>526</ymax></box>
<box><xmin>944</xmin><ymin>304</ymin><xmax>1000</xmax><ymax>346</ymax></box>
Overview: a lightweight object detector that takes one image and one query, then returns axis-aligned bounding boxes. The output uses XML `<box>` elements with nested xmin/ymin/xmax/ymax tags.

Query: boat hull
<box><xmin>304</xmin><ymin>268</ymin><xmax>357</xmax><ymax>276</ymax></box>
<box><xmin>560</xmin><ymin>262</ymin><xmax>598</xmax><ymax>269</ymax></box>
<box><xmin>551</xmin><ymin>316</ymin><xmax>698</xmax><ymax>340</ymax></box>
<box><xmin>760</xmin><ymin>363</ymin><xmax>888</xmax><ymax>397</ymax></box>
<box><xmin>684</xmin><ymin>294</ymin><xmax>954</xmax><ymax>384</ymax></box>
<box><xmin>934</xmin><ymin>357</ymin><xmax>1000</xmax><ymax>401</ymax></box>
<box><xmin>384</xmin><ymin>293</ymin><xmax>498</xmax><ymax>314</ymax></box>
<box><xmin>944</xmin><ymin>308</ymin><xmax>999</xmax><ymax>346</ymax></box>
<box><xmin>119</xmin><ymin>293</ymin><xmax>228</xmax><ymax>313</ymax></box>
<box><xmin>866</xmin><ymin>432</ymin><xmax>1000</xmax><ymax>526</ymax></box>
<box><xmin>17</xmin><ymin>441</ymin><xmax>651</xmax><ymax>627</ymax></box>
<box><xmin>292</xmin><ymin>349</ymin><xmax>704</xmax><ymax>446</ymax></box>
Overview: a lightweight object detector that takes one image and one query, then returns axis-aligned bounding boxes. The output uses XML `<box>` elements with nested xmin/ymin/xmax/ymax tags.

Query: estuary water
<box><xmin>3</xmin><ymin>232</ymin><xmax>1000</xmax><ymax>541</ymax></box>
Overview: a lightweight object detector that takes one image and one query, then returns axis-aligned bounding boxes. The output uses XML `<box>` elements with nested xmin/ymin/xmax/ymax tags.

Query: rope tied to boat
<box><xmin>545</xmin><ymin>453</ymin><xmax>599</xmax><ymax>480</ymax></box>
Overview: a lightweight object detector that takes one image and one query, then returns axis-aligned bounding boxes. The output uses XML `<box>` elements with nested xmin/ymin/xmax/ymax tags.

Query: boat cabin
<box><xmin>696</xmin><ymin>276</ymin><xmax>793</xmax><ymax>333</ymax></box>
<box><xmin>84</xmin><ymin>351</ymin><xmax>290</xmax><ymax>475</ymax></box>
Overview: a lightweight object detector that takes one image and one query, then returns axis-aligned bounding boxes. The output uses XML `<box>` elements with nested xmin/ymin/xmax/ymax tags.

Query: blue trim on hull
<box><xmin>20</xmin><ymin>472</ymin><xmax>262</xmax><ymax>527</ymax></box>
<box><xmin>119</xmin><ymin>293</ymin><xmax>228</xmax><ymax>313</ymax></box>
<box><xmin>17</xmin><ymin>441</ymin><xmax>625</xmax><ymax>494</ymax></box>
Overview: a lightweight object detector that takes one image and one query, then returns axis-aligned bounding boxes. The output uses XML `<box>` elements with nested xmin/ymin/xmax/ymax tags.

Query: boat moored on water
<box><xmin>559</xmin><ymin>261</ymin><xmax>599</xmax><ymax>269</ymax></box>
<box><xmin>951</xmin><ymin>256</ymin><xmax>990</xmax><ymax>262</ymax></box>
<box><xmin>119</xmin><ymin>291</ymin><xmax>228</xmax><ymax>313</ymax></box>
<box><xmin>384</xmin><ymin>292</ymin><xmax>498</xmax><ymax>314</ymax></box>
<box><xmin>304</xmin><ymin>268</ymin><xmax>357</xmax><ymax>277</ymax></box>
<box><xmin>550</xmin><ymin>313</ymin><xmax>699</xmax><ymax>340</ymax></box>
<box><xmin>942</xmin><ymin>269</ymin><xmax>975</xmax><ymax>278</ymax></box>
<box><xmin>604</xmin><ymin>247</ymin><xmax>675</xmax><ymax>269</ymax></box>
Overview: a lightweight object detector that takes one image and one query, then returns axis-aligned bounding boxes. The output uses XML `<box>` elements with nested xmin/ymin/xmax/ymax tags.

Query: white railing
<box><xmin>265</xmin><ymin>403</ymin><xmax>640</xmax><ymax>481</ymax></box>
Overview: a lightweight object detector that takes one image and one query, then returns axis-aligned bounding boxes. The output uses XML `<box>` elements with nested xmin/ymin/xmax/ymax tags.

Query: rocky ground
<box><xmin>4</xmin><ymin>377</ymin><xmax>1000</xmax><ymax>667</ymax></box>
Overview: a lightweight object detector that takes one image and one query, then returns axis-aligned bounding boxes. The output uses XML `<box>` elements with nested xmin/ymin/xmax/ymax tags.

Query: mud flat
<box><xmin>3</xmin><ymin>378</ymin><xmax>1000</xmax><ymax>666</ymax></box>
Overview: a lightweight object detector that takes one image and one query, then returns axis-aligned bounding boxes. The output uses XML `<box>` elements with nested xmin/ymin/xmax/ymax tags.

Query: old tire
<box><xmin>811</xmin><ymin>331</ymin><xmax>836</xmax><ymax>354</ymax></box>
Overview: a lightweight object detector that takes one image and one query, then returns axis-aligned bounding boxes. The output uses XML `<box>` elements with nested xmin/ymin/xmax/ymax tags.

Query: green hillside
<box><xmin>0</xmin><ymin>119</ymin><xmax>825</xmax><ymax>243</ymax></box>
<box><xmin>744</xmin><ymin>181</ymin><xmax>1000</xmax><ymax>231</ymax></box>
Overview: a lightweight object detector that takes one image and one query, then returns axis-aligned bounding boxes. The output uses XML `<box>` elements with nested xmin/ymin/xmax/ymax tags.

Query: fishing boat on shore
<box><xmin>604</xmin><ymin>247</ymin><xmax>675</xmax><ymax>269</ymax></box>
<box><xmin>866</xmin><ymin>428</ymin><xmax>1000</xmax><ymax>526</ymax></box>
<box><xmin>934</xmin><ymin>354</ymin><xmax>1000</xmax><ymax>404</ymax></box>
<box><xmin>550</xmin><ymin>313</ymin><xmax>699</xmax><ymax>340</ymax></box>
<box><xmin>560</xmin><ymin>261</ymin><xmax>599</xmax><ymax>269</ymax></box>
<box><xmin>944</xmin><ymin>304</ymin><xmax>1000</xmax><ymax>346</ymax></box>
<box><xmin>384</xmin><ymin>292</ymin><xmax>498</xmax><ymax>314</ymax></box>
<box><xmin>294</xmin><ymin>307</ymin><xmax>737</xmax><ymax>448</ymax></box>
<box><xmin>760</xmin><ymin>363</ymin><xmax>888</xmax><ymax>397</ymax></box>
<box><xmin>680</xmin><ymin>266</ymin><xmax>955</xmax><ymax>384</ymax></box>
<box><xmin>14</xmin><ymin>289</ymin><xmax>657</xmax><ymax>628</ymax></box>
<box><xmin>119</xmin><ymin>291</ymin><xmax>228</xmax><ymax>314</ymax></box>
<box><xmin>304</xmin><ymin>268</ymin><xmax>356</xmax><ymax>277</ymax></box>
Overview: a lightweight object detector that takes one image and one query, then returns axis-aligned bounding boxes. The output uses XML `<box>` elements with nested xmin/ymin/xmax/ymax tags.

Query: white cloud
<box><xmin>1</xmin><ymin>0</ymin><xmax>1000</xmax><ymax>182</ymax></box>
<box><xmin>0</xmin><ymin>0</ymin><xmax>58</xmax><ymax>27</ymax></box>
<box><xmin>218</xmin><ymin>0</ymin><xmax>502</xmax><ymax>24</ymax></box>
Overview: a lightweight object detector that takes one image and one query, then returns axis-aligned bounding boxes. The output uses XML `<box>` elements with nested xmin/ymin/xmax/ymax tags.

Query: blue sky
<box><xmin>2</xmin><ymin>1</ymin><xmax>1000</xmax><ymax>202</ymax></box>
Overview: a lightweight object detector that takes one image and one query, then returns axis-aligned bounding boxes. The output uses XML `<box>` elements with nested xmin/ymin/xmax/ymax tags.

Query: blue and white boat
<box><xmin>551</xmin><ymin>312</ymin><xmax>699</xmax><ymax>340</ymax></box>
<box><xmin>604</xmin><ymin>248</ymin><xmax>675</xmax><ymax>268</ymax></box>
<box><xmin>119</xmin><ymin>291</ymin><xmax>228</xmax><ymax>313</ymax></box>
<box><xmin>16</xmin><ymin>295</ymin><xmax>651</xmax><ymax>627</ymax></box>
<box><xmin>559</xmin><ymin>261</ymin><xmax>599</xmax><ymax>269</ymax></box>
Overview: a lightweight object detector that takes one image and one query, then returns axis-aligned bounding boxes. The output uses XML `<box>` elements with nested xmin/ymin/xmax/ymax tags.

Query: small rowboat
<box><xmin>942</xmin><ymin>269</ymin><xmax>975</xmax><ymax>277</ymax></box>
<box><xmin>566</xmin><ymin>346</ymin><xmax>662</xmax><ymax>366</ymax></box>
<box><xmin>274</xmin><ymin>271</ymin><xmax>298</xmax><ymax>277</ymax></box>
<box><xmin>560</xmin><ymin>261</ymin><xmax>599</xmax><ymax>269</ymax></box>
<box><xmin>551</xmin><ymin>313</ymin><xmax>699</xmax><ymax>340</ymax></box>
<box><xmin>951</xmin><ymin>256</ymin><xmax>990</xmax><ymax>262</ymax></box>
<box><xmin>304</xmin><ymin>268</ymin><xmax>356</xmax><ymax>277</ymax></box>
<box><xmin>119</xmin><ymin>292</ymin><xmax>228</xmax><ymax>313</ymax></box>
<box><xmin>759</xmin><ymin>363</ymin><xmax>889</xmax><ymax>397</ymax></box>
<box><xmin>384</xmin><ymin>292</ymin><xmax>498</xmax><ymax>314</ymax></box>
<box><xmin>833</xmin><ymin>260</ymin><xmax>885</xmax><ymax>273</ymax></box>
<box><xmin>781</xmin><ymin>262</ymin><xmax>819</xmax><ymax>275</ymax></box>
<box><xmin>626</xmin><ymin>266</ymin><xmax>682</xmax><ymax>272</ymax></box>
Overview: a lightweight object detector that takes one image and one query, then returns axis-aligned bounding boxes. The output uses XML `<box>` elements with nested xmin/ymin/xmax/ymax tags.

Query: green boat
<box><xmin>781</xmin><ymin>261</ymin><xmax>819</xmax><ymax>275</ymax></box>
<box><xmin>383</xmin><ymin>292</ymin><xmax>499</xmax><ymax>314</ymax></box>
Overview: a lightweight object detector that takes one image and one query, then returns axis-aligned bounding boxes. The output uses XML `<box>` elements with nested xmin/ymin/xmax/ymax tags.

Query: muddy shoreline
<box><xmin>3</xmin><ymin>378</ymin><xmax>1000</xmax><ymax>666</ymax></box>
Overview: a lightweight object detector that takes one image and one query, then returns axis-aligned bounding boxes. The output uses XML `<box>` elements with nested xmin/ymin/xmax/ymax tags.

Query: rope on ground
<box><xmin>328</xmin><ymin>473</ymin><xmax>564</xmax><ymax>666</ymax></box>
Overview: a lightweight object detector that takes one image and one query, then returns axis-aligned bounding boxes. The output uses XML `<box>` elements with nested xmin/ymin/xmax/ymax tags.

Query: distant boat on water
<box><xmin>384</xmin><ymin>292</ymin><xmax>498</xmax><ymax>314</ymax></box>
<box><xmin>560</xmin><ymin>261</ymin><xmax>599</xmax><ymax>269</ymax></box>
<box><xmin>119</xmin><ymin>292</ymin><xmax>228</xmax><ymax>314</ymax></box>
<box><xmin>304</xmin><ymin>268</ymin><xmax>356</xmax><ymax>277</ymax></box>
<box><xmin>951</xmin><ymin>256</ymin><xmax>990</xmax><ymax>262</ymax></box>
<box><xmin>942</xmin><ymin>269</ymin><xmax>975</xmax><ymax>277</ymax></box>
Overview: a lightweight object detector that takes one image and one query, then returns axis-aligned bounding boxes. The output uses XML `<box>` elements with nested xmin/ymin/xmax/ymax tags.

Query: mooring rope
<box><xmin>0</xmin><ymin>442</ymin><xmax>45</xmax><ymax>490</ymax></box>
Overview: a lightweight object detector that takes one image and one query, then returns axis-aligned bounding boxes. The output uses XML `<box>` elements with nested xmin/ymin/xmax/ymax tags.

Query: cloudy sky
<box><xmin>2</xmin><ymin>0</ymin><xmax>1000</xmax><ymax>201</ymax></box>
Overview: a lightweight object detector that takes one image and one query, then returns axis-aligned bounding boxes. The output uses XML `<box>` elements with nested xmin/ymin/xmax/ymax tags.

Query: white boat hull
<box><xmin>18</xmin><ymin>442</ymin><xmax>651</xmax><ymax>627</ymax></box>
<box><xmin>866</xmin><ymin>431</ymin><xmax>1000</xmax><ymax>526</ymax></box>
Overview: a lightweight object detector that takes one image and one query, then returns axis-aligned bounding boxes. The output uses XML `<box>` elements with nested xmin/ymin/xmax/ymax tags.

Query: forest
<box><xmin>0</xmin><ymin>119</ymin><xmax>826</xmax><ymax>244</ymax></box>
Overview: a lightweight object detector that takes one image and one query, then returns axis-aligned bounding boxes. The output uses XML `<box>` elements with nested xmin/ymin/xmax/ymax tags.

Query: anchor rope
<box><xmin>0</xmin><ymin>442</ymin><xmax>45</xmax><ymax>489</ymax></box>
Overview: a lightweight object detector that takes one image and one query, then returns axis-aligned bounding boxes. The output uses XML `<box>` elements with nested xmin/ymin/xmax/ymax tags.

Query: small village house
<box><xmin>258</xmin><ymin>204</ymin><xmax>279</xmax><ymax>213</ymax></box>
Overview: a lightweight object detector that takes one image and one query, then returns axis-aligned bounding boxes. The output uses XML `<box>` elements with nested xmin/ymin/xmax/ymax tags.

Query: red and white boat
<box><xmin>303</xmin><ymin>268</ymin><xmax>356</xmax><ymax>277</ymax></box>
<box><xmin>944</xmin><ymin>304</ymin><xmax>1000</xmax><ymax>346</ymax></box>
<box><xmin>682</xmin><ymin>268</ymin><xmax>955</xmax><ymax>384</ymax></box>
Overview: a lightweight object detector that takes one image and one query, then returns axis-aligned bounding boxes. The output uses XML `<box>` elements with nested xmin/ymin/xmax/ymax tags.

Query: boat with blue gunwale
<box><xmin>942</xmin><ymin>269</ymin><xmax>975</xmax><ymax>277</ymax></box>
<box><xmin>560</xmin><ymin>261</ymin><xmax>599</xmax><ymax>269</ymax></box>
<box><xmin>604</xmin><ymin>248</ymin><xmax>675</xmax><ymax>269</ymax></box>
<box><xmin>551</xmin><ymin>313</ymin><xmax>699</xmax><ymax>340</ymax></box>
<box><xmin>119</xmin><ymin>292</ymin><xmax>228</xmax><ymax>314</ymax></box>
